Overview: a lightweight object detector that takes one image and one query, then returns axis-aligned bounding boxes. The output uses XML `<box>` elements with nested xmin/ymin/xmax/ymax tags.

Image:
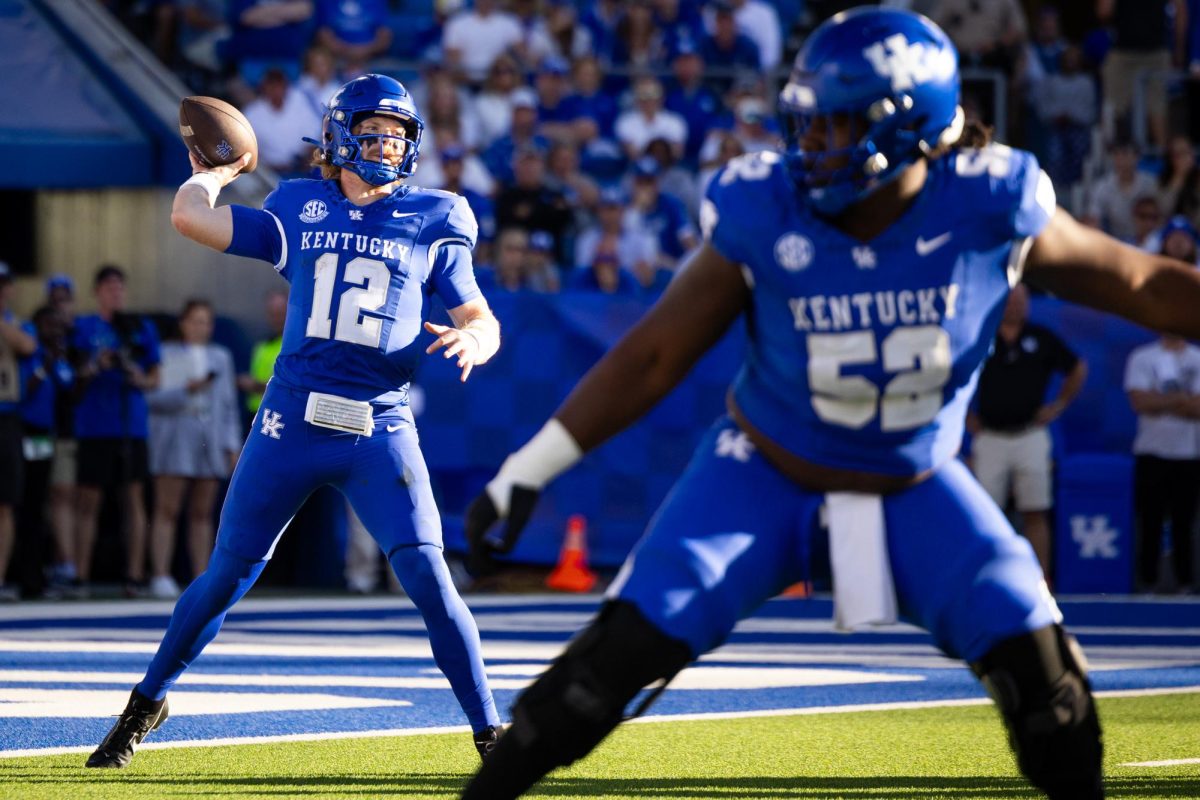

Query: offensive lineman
<box><xmin>461</xmin><ymin>9</ymin><xmax>1200</xmax><ymax>799</ymax></box>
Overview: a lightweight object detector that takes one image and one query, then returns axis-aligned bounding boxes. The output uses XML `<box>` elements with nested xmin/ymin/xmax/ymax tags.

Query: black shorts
<box><xmin>76</xmin><ymin>437</ymin><xmax>150</xmax><ymax>488</ymax></box>
<box><xmin>0</xmin><ymin>413</ymin><xmax>22</xmax><ymax>505</ymax></box>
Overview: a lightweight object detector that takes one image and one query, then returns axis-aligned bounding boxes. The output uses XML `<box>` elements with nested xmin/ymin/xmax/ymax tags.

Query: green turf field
<box><xmin>2</xmin><ymin>693</ymin><xmax>1197</xmax><ymax>799</ymax></box>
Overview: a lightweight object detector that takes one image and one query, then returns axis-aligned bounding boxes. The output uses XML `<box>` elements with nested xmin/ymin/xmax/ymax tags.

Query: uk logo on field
<box><xmin>1070</xmin><ymin>515</ymin><xmax>1119</xmax><ymax>559</ymax></box>
<box><xmin>299</xmin><ymin>200</ymin><xmax>329</xmax><ymax>224</ymax></box>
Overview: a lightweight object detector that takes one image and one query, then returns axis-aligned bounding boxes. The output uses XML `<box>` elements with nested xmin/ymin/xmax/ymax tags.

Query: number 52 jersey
<box><xmin>225</xmin><ymin>179</ymin><xmax>483</xmax><ymax>407</ymax></box>
<box><xmin>703</xmin><ymin>145</ymin><xmax>1057</xmax><ymax>477</ymax></box>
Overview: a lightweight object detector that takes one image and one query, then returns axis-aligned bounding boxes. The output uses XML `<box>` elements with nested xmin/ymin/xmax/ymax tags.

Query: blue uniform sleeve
<box><xmin>1008</xmin><ymin>149</ymin><xmax>1057</xmax><ymax>240</ymax></box>
<box><xmin>426</xmin><ymin>194</ymin><xmax>479</xmax><ymax>251</ymax></box>
<box><xmin>225</xmin><ymin>188</ymin><xmax>287</xmax><ymax>276</ymax></box>
<box><xmin>701</xmin><ymin>166</ymin><xmax>752</xmax><ymax>265</ymax></box>
<box><xmin>430</xmin><ymin>242</ymin><xmax>483</xmax><ymax>309</ymax></box>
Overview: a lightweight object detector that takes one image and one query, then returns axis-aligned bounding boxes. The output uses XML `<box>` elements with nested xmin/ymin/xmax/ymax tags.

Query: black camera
<box><xmin>110</xmin><ymin>312</ymin><xmax>148</xmax><ymax>380</ymax></box>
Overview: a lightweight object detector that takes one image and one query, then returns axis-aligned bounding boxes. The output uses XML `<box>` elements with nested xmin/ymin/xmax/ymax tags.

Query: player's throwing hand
<box><xmin>424</xmin><ymin>320</ymin><xmax>479</xmax><ymax>382</ymax></box>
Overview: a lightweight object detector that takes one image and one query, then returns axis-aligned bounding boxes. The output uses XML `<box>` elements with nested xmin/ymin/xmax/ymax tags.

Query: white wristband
<box><xmin>182</xmin><ymin>173</ymin><xmax>221</xmax><ymax>207</ymax></box>
<box><xmin>486</xmin><ymin>418</ymin><xmax>583</xmax><ymax>515</ymax></box>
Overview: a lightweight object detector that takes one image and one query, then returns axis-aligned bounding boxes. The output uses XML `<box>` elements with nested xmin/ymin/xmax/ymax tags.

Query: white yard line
<box><xmin>0</xmin><ymin>684</ymin><xmax>1195</xmax><ymax>760</ymax></box>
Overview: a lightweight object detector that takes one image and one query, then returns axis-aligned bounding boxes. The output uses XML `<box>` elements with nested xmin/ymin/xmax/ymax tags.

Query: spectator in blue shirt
<box><xmin>566</xmin><ymin>55</ymin><xmax>620</xmax><ymax>138</ymax></box>
<box><xmin>628</xmin><ymin>156</ymin><xmax>699</xmax><ymax>269</ymax></box>
<box><xmin>39</xmin><ymin>275</ymin><xmax>82</xmax><ymax>597</ymax></box>
<box><xmin>0</xmin><ymin>262</ymin><xmax>36</xmax><ymax>601</ymax></box>
<box><xmin>482</xmin><ymin>91</ymin><xmax>551</xmax><ymax>184</ymax></box>
<box><xmin>663</xmin><ymin>40</ymin><xmax>723</xmax><ymax>166</ymax></box>
<box><xmin>71</xmin><ymin>265</ymin><xmax>161</xmax><ymax>597</ymax></box>
<box><xmin>580</xmin><ymin>0</ymin><xmax>624</xmax><ymax>65</ymax></box>
<box><xmin>568</xmin><ymin>250</ymin><xmax>641</xmax><ymax>295</ymax></box>
<box><xmin>16</xmin><ymin>306</ymin><xmax>74</xmax><ymax>599</ymax></box>
<box><xmin>654</xmin><ymin>0</ymin><xmax>706</xmax><ymax>59</ymax></box>
<box><xmin>534</xmin><ymin>56</ymin><xmax>582</xmax><ymax>141</ymax></box>
<box><xmin>700</xmin><ymin>0</ymin><xmax>761</xmax><ymax>93</ymax></box>
<box><xmin>314</xmin><ymin>0</ymin><xmax>392</xmax><ymax>72</ymax></box>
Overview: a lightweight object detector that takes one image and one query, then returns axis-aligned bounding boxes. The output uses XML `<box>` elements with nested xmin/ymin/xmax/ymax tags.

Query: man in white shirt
<box><xmin>1125</xmin><ymin>334</ymin><xmax>1200</xmax><ymax>593</ymax></box>
<box><xmin>442</xmin><ymin>0</ymin><xmax>525</xmax><ymax>84</ymax></box>
<box><xmin>241</xmin><ymin>68</ymin><xmax>323</xmax><ymax>174</ymax></box>
<box><xmin>1084</xmin><ymin>139</ymin><xmax>1160</xmax><ymax>241</ymax></box>
<box><xmin>615</xmin><ymin>76</ymin><xmax>688</xmax><ymax>162</ymax></box>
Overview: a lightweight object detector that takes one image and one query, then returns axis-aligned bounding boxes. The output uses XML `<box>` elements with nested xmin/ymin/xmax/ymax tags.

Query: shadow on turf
<box><xmin>3</xmin><ymin>770</ymin><xmax>1199</xmax><ymax>798</ymax></box>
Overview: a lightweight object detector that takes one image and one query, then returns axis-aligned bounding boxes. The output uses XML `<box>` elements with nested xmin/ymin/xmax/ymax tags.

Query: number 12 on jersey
<box><xmin>807</xmin><ymin>325</ymin><xmax>951</xmax><ymax>431</ymax></box>
<box><xmin>305</xmin><ymin>252</ymin><xmax>391</xmax><ymax>347</ymax></box>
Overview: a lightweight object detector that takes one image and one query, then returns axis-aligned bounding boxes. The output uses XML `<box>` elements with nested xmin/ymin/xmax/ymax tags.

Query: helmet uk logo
<box><xmin>299</xmin><ymin>200</ymin><xmax>329</xmax><ymax>224</ymax></box>
<box><xmin>215</xmin><ymin>139</ymin><xmax>233</xmax><ymax>160</ymax></box>
<box><xmin>862</xmin><ymin>33</ymin><xmax>955</xmax><ymax>93</ymax></box>
<box><xmin>774</xmin><ymin>233</ymin><xmax>814</xmax><ymax>272</ymax></box>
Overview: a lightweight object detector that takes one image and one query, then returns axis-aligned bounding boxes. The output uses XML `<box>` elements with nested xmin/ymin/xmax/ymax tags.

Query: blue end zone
<box><xmin>0</xmin><ymin>596</ymin><xmax>1196</xmax><ymax>754</ymax></box>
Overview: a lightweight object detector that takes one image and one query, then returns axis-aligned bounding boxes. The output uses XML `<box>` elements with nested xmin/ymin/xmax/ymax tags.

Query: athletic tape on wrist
<box><xmin>182</xmin><ymin>173</ymin><xmax>221</xmax><ymax>207</ymax></box>
<box><xmin>486</xmin><ymin>418</ymin><xmax>582</xmax><ymax>515</ymax></box>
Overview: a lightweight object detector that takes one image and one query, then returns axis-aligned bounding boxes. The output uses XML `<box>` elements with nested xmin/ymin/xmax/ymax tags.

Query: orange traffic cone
<box><xmin>778</xmin><ymin>580</ymin><xmax>812</xmax><ymax>598</ymax></box>
<box><xmin>545</xmin><ymin>514</ymin><xmax>597</xmax><ymax>593</ymax></box>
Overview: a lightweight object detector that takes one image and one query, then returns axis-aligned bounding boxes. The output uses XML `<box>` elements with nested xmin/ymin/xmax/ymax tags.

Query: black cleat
<box><xmin>473</xmin><ymin>724</ymin><xmax>505</xmax><ymax>760</ymax></box>
<box><xmin>86</xmin><ymin>689</ymin><xmax>169</xmax><ymax>768</ymax></box>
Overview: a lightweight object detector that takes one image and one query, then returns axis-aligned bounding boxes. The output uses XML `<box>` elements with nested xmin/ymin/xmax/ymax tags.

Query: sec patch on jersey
<box><xmin>179</xmin><ymin>96</ymin><xmax>259</xmax><ymax>172</ymax></box>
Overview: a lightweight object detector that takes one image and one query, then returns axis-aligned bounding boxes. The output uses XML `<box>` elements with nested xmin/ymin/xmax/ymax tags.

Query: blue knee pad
<box><xmin>138</xmin><ymin>545</ymin><xmax>267</xmax><ymax>700</ymax></box>
<box><xmin>389</xmin><ymin>544</ymin><xmax>498</xmax><ymax>733</ymax></box>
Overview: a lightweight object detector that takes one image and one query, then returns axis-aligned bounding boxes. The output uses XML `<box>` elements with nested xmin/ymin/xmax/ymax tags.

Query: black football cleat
<box><xmin>473</xmin><ymin>724</ymin><xmax>505</xmax><ymax>760</ymax></box>
<box><xmin>85</xmin><ymin>689</ymin><xmax>169</xmax><ymax>768</ymax></box>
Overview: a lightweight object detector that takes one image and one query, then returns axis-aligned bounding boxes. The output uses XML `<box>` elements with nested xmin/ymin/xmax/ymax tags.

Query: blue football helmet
<box><xmin>778</xmin><ymin>7</ymin><xmax>964</xmax><ymax>216</ymax></box>
<box><xmin>316</xmin><ymin>74</ymin><xmax>424</xmax><ymax>186</ymax></box>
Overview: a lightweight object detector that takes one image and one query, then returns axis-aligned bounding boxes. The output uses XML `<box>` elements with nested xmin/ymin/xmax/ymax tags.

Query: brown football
<box><xmin>179</xmin><ymin>96</ymin><xmax>258</xmax><ymax>173</ymax></box>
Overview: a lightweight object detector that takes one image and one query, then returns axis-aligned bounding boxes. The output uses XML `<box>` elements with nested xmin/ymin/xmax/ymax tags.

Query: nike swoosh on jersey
<box><xmin>915</xmin><ymin>232</ymin><xmax>952</xmax><ymax>256</ymax></box>
<box><xmin>392</xmin><ymin>211</ymin><xmax>418</xmax><ymax>218</ymax></box>
<box><xmin>385</xmin><ymin>423</ymin><xmax>403</xmax><ymax>432</ymax></box>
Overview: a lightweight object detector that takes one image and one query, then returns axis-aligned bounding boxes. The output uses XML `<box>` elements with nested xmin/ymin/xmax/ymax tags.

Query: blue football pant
<box><xmin>137</xmin><ymin>384</ymin><xmax>498</xmax><ymax>732</ymax></box>
<box><xmin>613</xmin><ymin>417</ymin><xmax>1060</xmax><ymax>662</ymax></box>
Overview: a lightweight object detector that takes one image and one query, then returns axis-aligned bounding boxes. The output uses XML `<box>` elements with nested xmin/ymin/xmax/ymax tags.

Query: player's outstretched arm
<box><xmin>463</xmin><ymin>242</ymin><xmax>748</xmax><ymax>574</ymax></box>
<box><xmin>1026</xmin><ymin>207</ymin><xmax>1200</xmax><ymax>339</ymax></box>
<box><xmin>170</xmin><ymin>153</ymin><xmax>251</xmax><ymax>252</ymax></box>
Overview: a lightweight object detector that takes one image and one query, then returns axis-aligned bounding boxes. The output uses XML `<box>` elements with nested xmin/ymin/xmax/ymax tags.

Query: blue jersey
<box><xmin>226</xmin><ymin>178</ymin><xmax>483</xmax><ymax>407</ymax></box>
<box><xmin>704</xmin><ymin>145</ymin><xmax>1056</xmax><ymax>476</ymax></box>
<box><xmin>19</xmin><ymin>351</ymin><xmax>74</xmax><ymax>432</ymax></box>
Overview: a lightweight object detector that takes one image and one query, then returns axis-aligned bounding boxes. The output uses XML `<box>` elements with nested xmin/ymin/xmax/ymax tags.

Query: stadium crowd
<box><xmin>1</xmin><ymin>0</ymin><xmax>1199</xmax><ymax>599</ymax></box>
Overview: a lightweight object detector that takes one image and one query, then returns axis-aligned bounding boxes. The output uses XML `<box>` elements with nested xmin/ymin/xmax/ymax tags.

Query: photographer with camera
<box><xmin>70</xmin><ymin>265</ymin><xmax>160</xmax><ymax>597</ymax></box>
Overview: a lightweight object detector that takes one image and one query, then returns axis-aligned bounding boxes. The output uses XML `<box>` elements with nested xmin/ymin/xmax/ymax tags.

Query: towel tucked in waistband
<box><xmin>826</xmin><ymin>492</ymin><xmax>898</xmax><ymax>631</ymax></box>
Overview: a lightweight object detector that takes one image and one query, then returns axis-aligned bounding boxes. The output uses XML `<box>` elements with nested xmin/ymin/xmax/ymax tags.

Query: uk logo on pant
<box><xmin>260</xmin><ymin>409</ymin><xmax>285</xmax><ymax>439</ymax></box>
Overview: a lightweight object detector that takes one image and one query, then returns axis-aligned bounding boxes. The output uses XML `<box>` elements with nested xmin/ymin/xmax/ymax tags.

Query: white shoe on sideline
<box><xmin>149</xmin><ymin>575</ymin><xmax>180</xmax><ymax>599</ymax></box>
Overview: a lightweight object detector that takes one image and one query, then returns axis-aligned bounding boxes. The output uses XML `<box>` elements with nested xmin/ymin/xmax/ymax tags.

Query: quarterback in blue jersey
<box><xmin>462</xmin><ymin>9</ymin><xmax>1200</xmax><ymax>800</ymax></box>
<box><xmin>87</xmin><ymin>74</ymin><xmax>504</xmax><ymax>768</ymax></box>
